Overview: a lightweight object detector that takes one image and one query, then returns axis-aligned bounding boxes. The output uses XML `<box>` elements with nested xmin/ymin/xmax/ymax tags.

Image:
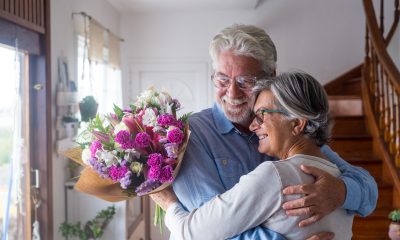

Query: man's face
<box><xmin>214</xmin><ymin>51</ymin><xmax>262</xmax><ymax>125</ymax></box>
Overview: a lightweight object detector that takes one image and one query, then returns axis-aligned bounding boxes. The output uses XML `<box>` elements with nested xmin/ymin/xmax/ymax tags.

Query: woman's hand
<box><xmin>149</xmin><ymin>187</ymin><xmax>179</xmax><ymax>211</ymax></box>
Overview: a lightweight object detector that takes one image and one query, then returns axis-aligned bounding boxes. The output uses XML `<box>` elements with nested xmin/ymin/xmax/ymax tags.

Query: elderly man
<box><xmin>171</xmin><ymin>24</ymin><xmax>377</xmax><ymax>239</ymax></box>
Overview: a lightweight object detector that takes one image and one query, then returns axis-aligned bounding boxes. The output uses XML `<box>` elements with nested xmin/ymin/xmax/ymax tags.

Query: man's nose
<box><xmin>226</xmin><ymin>79</ymin><xmax>243</xmax><ymax>98</ymax></box>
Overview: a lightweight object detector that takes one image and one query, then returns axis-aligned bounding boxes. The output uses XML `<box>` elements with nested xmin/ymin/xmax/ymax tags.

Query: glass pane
<box><xmin>0</xmin><ymin>44</ymin><xmax>28</xmax><ymax>240</ymax></box>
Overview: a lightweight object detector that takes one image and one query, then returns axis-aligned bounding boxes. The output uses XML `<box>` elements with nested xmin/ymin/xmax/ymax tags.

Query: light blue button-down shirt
<box><xmin>172</xmin><ymin>103</ymin><xmax>378</xmax><ymax>239</ymax></box>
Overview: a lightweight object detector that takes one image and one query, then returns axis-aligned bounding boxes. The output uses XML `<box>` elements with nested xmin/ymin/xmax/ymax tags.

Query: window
<box><xmin>76</xmin><ymin>35</ymin><xmax>122</xmax><ymax>114</ymax></box>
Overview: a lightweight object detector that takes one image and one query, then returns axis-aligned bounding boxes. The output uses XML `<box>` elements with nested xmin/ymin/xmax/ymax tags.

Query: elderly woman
<box><xmin>151</xmin><ymin>71</ymin><xmax>354</xmax><ymax>240</ymax></box>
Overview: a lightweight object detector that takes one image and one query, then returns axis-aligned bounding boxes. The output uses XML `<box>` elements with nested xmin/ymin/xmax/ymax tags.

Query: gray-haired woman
<box><xmin>151</xmin><ymin>71</ymin><xmax>354</xmax><ymax>240</ymax></box>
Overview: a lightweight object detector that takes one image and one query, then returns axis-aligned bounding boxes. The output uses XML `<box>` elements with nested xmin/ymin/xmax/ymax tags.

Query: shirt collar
<box><xmin>212</xmin><ymin>103</ymin><xmax>236</xmax><ymax>134</ymax></box>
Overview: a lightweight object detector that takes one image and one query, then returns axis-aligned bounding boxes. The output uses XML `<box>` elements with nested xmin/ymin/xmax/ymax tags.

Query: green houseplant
<box><xmin>79</xmin><ymin>96</ymin><xmax>98</xmax><ymax>122</ymax></box>
<box><xmin>59</xmin><ymin>205</ymin><xmax>116</xmax><ymax>240</ymax></box>
<box><xmin>389</xmin><ymin>209</ymin><xmax>400</xmax><ymax>240</ymax></box>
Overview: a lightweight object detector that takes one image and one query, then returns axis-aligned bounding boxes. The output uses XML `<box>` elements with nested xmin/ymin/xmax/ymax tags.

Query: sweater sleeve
<box><xmin>165</xmin><ymin>162</ymin><xmax>283</xmax><ymax>240</ymax></box>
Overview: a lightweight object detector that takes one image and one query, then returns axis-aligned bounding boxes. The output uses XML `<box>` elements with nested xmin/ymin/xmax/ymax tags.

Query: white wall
<box><xmin>121</xmin><ymin>0</ymin><xmax>366</xmax><ymax>107</ymax></box>
<box><xmin>51</xmin><ymin>1</ymin><xmax>125</xmax><ymax>239</ymax></box>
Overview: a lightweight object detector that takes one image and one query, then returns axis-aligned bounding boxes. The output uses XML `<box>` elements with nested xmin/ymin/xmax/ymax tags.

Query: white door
<box><xmin>128</xmin><ymin>61</ymin><xmax>212</xmax><ymax>114</ymax></box>
<box><xmin>127</xmin><ymin>60</ymin><xmax>212</xmax><ymax>240</ymax></box>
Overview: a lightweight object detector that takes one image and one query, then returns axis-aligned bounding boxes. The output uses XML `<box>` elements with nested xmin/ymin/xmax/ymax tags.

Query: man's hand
<box><xmin>305</xmin><ymin>232</ymin><xmax>335</xmax><ymax>240</ymax></box>
<box><xmin>149</xmin><ymin>187</ymin><xmax>178</xmax><ymax>211</ymax></box>
<box><xmin>282</xmin><ymin>165</ymin><xmax>346</xmax><ymax>227</ymax></box>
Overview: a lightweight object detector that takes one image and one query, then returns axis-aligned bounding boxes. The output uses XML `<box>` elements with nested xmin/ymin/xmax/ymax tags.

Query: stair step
<box><xmin>377</xmin><ymin>184</ymin><xmax>393</xmax><ymax>208</ymax></box>
<box><xmin>348</xmin><ymin>158</ymin><xmax>382</xmax><ymax>179</ymax></box>
<box><xmin>329</xmin><ymin>95</ymin><xmax>363</xmax><ymax>117</ymax></box>
<box><xmin>329</xmin><ymin>136</ymin><xmax>373</xmax><ymax>159</ymax></box>
<box><xmin>352</xmin><ymin>233</ymin><xmax>388</xmax><ymax>240</ymax></box>
<box><xmin>331</xmin><ymin>116</ymin><xmax>369</xmax><ymax>136</ymax></box>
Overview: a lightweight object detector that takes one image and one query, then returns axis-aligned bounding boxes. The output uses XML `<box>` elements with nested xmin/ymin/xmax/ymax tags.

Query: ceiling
<box><xmin>106</xmin><ymin>0</ymin><xmax>262</xmax><ymax>13</ymax></box>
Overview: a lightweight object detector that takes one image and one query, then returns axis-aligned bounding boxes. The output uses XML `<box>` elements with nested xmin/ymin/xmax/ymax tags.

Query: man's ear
<box><xmin>291</xmin><ymin>118</ymin><xmax>307</xmax><ymax>136</ymax></box>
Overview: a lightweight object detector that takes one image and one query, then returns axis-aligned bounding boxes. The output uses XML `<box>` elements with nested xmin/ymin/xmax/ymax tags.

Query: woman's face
<box><xmin>249</xmin><ymin>90</ymin><xmax>294</xmax><ymax>158</ymax></box>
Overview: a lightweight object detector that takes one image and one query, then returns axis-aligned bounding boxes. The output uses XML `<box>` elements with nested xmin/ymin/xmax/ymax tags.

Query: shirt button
<box><xmin>222</xmin><ymin>159</ymin><xmax>228</xmax><ymax>165</ymax></box>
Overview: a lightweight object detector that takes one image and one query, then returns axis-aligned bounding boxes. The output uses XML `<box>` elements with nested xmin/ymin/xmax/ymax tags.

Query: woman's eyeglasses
<box><xmin>254</xmin><ymin>108</ymin><xmax>287</xmax><ymax>125</ymax></box>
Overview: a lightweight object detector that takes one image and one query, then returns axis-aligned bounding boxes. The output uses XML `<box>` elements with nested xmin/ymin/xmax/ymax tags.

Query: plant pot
<box><xmin>389</xmin><ymin>222</ymin><xmax>400</xmax><ymax>240</ymax></box>
<box><xmin>79</xmin><ymin>102</ymin><xmax>98</xmax><ymax>122</ymax></box>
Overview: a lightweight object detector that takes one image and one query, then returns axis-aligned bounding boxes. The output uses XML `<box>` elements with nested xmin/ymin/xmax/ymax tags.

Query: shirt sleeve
<box><xmin>166</xmin><ymin>162</ymin><xmax>283</xmax><ymax>240</ymax></box>
<box><xmin>321</xmin><ymin>145</ymin><xmax>378</xmax><ymax>216</ymax></box>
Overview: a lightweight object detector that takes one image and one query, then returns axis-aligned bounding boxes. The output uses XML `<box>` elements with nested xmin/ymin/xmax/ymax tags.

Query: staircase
<box><xmin>325</xmin><ymin>69</ymin><xmax>392</xmax><ymax>239</ymax></box>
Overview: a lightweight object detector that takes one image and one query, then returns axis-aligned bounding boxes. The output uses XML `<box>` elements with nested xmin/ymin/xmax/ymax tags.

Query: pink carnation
<box><xmin>148</xmin><ymin>165</ymin><xmax>161</xmax><ymax>181</ymax></box>
<box><xmin>147</xmin><ymin>153</ymin><xmax>163</xmax><ymax>167</ymax></box>
<box><xmin>157</xmin><ymin>114</ymin><xmax>175</xmax><ymax>126</ymax></box>
<box><xmin>109</xmin><ymin>165</ymin><xmax>129</xmax><ymax>181</ymax></box>
<box><xmin>135</xmin><ymin>132</ymin><xmax>151</xmax><ymax>148</ymax></box>
<box><xmin>167</xmin><ymin>127</ymin><xmax>184</xmax><ymax>144</ymax></box>
<box><xmin>90</xmin><ymin>140</ymin><xmax>102</xmax><ymax>158</ymax></box>
<box><xmin>172</xmin><ymin>120</ymin><xmax>184</xmax><ymax>129</ymax></box>
<box><xmin>160</xmin><ymin>165</ymin><xmax>174</xmax><ymax>183</ymax></box>
<box><xmin>115</xmin><ymin>130</ymin><xmax>135</xmax><ymax>149</ymax></box>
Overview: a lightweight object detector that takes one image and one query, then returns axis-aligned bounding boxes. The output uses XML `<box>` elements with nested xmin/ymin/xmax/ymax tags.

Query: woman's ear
<box><xmin>291</xmin><ymin>118</ymin><xmax>307</xmax><ymax>136</ymax></box>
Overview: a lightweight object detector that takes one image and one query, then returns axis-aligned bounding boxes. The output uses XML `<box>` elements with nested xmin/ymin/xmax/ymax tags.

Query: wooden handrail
<box><xmin>363</xmin><ymin>0</ymin><xmax>400</xmax><ymax>90</ymax></box>
<box><xmin>362</xmin><ymin>0</ymin><xmax>400</xmax><ymax>202</ymax></box>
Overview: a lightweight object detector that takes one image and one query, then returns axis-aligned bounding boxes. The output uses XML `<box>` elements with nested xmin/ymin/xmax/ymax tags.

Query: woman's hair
<box><xmin>253</xmin><ymin>71</ymin><xmax>331</xmax><ymax>146</ymax></box>
<box><xmin>209</xmin><ymin>24</ymin><xmax>277</xmax><ymax>76</ymax></box>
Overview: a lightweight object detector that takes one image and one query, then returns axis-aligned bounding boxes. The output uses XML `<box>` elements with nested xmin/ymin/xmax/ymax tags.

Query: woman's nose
<box><xmin>249</xmin><ymin>117</ymin><xmax>260</xmax><ymax>132</ymax></box>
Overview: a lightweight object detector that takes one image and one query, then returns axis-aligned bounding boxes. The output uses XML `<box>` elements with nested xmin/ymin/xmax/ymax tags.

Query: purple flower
<box><xmin>160</xmin><ymin>165</ymin><xmax>174</xmax><ymax>183</ymax></box>
<box><xmin>164</xmin><ymin>142</ymin><xmax>178</xmax><ymax>158</ymax></box>
<box><xmin>135</xmin><ymin>179</ymin><xmax>161</xmax><ymax>196</ymax></box>
<box><xmin>115</xmin><ymin>130</ymin><xmax>135</xmax><ymax>149</ymax></box>
<box><xmin>148</xmin><ymin>165</ymin><xmax>161</xmax><ymax>181</ymax></box>
<box><xmin>109</xmin><ymin>165</ymin><xmax>129</xmax><ymax>181</ymax></box>
<box><xmin>135</xmin><ymin>132</ymin><xmax>151</xmax><ymax>148</ymax></box>
<box><xmin>157</xmin><ymin>114</ymin><xmax>175</xmax><ymax>126</ymax></box>
<box><xmin>147</xmin><ymin>153</ymin><xmax>163</xmax><ymax>167</ymax></box>
<box><xmin>88</xmin><ymin>158</ymin><xmax>108</xmax><ymax>178</ymax></box>
<box><xmin>90</xmin><ymin>140</ymin><xmax>102</xmax><ymax>158</ymax></box>
<box><xmin>167</xmin><ymin>127</ymin><xmax>184</xmax><ymax>144</ymax></box>
<box><xmin>120</xmin><ymin>171</ymin><xmax>132</xmax><ymax>189</ymax></box>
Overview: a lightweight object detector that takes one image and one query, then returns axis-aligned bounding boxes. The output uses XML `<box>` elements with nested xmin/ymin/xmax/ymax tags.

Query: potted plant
<box><xmin>389</xmin><ymin>209</ymin><xmax>400</xmax><ymax>240</ymax></box>
<box><xmin>59</xmin><ymin>205</ymin><xmax>116</xmax><ymax>240</ymax></box>
<box><xmin>79</xmin><ymin>96</ymin><xmax>98</xmax><ymax>122</ymax></box>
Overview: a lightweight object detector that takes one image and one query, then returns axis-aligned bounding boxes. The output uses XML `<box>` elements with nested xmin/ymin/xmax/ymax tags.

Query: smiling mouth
<box><xmin>222</xmin><ymin>97</ymin><xmax>247</xmax><ymax>106</ymax></box>
<box><xmin>258</xmin><ymin>134</ymin><xmax>268</xmax><ymax>140</ymax></box>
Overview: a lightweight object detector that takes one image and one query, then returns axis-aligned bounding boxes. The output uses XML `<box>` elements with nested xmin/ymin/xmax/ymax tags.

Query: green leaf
<box><xmin>113</xmin><ymin>104</ymin><xmax>124</xmax><ymax>119</ymax></box>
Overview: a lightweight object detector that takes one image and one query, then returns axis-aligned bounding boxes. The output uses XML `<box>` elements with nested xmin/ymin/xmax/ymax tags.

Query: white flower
<box><xmin>96</xmin><ymin>150</ymin><xmax>118</xmax><ymax>167</ymax></box>
<box><xmin>157</xmin><ymin>92</ymin><xmax>173</xmax><ymax>113</ymax></box>
<box><xmin>142</xmin><ymin>108</ymin><xmax>157</xmax><ymax>127</ymax></box>
<box><xmin>114</xmin><ymin>122</ymin><xmax>129</xmax><ymax>134</ymax></box>
<box><xmin>124</xmin><ymin>149</ymin><xmax>141</xmax><ymax>161</ymax></box>
<box><xmin>81</xmin><ymin>148</ymin><xmax>92</xmax><ymax>165</ymax></box>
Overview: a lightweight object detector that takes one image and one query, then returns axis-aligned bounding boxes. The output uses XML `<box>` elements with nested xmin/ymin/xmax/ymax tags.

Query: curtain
<box><xmin>88</xmin><ymin>20</ymin><xmax>104</xmax><ymax>64</ymax></box>
<box><xmin>108</xmin><ymin>33</ymin><xmax>120</xmax><ymax>69</ymax></box>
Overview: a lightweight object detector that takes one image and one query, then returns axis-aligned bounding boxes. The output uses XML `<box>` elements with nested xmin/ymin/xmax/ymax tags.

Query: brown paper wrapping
<box><xmin>62</xmin><ymin>125</ymin><xmax>190</xmax><ymax>202</ymax></box>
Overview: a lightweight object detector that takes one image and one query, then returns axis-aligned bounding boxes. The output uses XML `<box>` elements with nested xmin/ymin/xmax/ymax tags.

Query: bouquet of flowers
<box><xmin>64</xmin><ymin>87</ymin><xmax>190</xmax><ymax>203</ymax></box>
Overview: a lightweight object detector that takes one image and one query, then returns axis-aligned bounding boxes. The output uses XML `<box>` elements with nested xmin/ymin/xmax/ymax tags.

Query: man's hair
<box><xmin>253</xmin><ymin>71</ymin><xmax>331</xmax><ymax>146</ymax></box>
<box><xmin>209</xmin><ymin>24</ymin><xmax>277</xmax><ymax>76</ymax></box>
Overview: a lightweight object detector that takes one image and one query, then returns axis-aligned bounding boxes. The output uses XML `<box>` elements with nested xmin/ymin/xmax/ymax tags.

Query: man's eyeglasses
<box><xmin>254</xmin><ymin>108</ymin><xmax>287</xmax><ymax>125</ymax></box>
<box><xmin>211</xmin><ymin>73</ymin><xmax>264</xmax><ymax>90</ymax></box>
